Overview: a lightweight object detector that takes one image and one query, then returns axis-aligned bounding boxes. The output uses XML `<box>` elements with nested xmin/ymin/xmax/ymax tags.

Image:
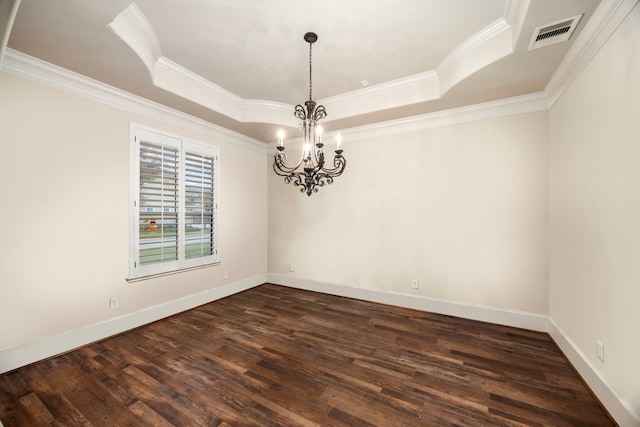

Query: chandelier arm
<box><xmin>274</xmin><ymin>151</ymin><xmax>305</xmax><ymax>175</ymax></box>
<box><xmin>293</xmin><ymin>174</ymin><xmax>305</xmax><ymax>187</ymax></box>
<box><xmin>312</xmin><ymin>146</ymin><xmax>323</xmax><ymax>168</ymax></box>
<box><xmin>315</xmin><ymin>173</ymin><xmax>334</xmax><ymax>188</ymax></box>
<box><xmin>274</xmin><ymin>164</ymin><xmax>301</xmax><ymax>177</ymax></box>
<box><xmin>312</xmin><ymin>105</ymin><xmax>327</xmax><ymax>122</ymax></box>
<box><xmin>318</xmin><ymin>154</ymin><xmax>346</xmax><ymax>176</ymax></box>
<box><xmin>274</xmin><ymin>163</ymin><xmax>305</xmax><ymax>176</ymax></box>
<box><xmin>294</xmin><ymin>104</ymin><xmax>308</xmax><ymax>121</ymax></box>
<box><xmin>284</xmin><ymin>172</ymin><xmax>305</xmax><ymax>189</ymax></box>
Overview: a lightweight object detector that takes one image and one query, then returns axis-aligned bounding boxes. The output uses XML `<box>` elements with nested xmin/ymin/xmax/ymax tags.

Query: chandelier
<box><xmin>273</xmin><ymin>32</ymin><xmax>346</xmax><ymax>196</ymax></box>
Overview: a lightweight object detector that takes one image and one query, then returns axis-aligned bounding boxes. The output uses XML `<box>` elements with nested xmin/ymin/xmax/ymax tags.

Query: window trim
<box><xmin>127</xmin><ymin>124</ymin><xmax>220</xmax><ymax>282</ymax></box>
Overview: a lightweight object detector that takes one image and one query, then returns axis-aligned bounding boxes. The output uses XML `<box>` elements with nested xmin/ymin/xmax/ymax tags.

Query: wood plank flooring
<box><xmin>0</xmin><ymin>284</ymin><xmax>615</xmax><ymax>426</ymax></box>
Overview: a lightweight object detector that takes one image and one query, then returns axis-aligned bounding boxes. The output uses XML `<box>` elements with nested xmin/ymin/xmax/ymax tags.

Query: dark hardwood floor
<box><xmin>0</xmin><ymin>284</ymin><xmax>614</xmax><ymax>426</ymax></box>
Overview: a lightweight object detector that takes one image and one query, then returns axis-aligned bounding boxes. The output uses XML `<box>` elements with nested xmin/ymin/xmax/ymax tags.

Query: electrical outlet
<box><xmin>110</xmin><ymin>296</ymin><xmax>119</xmax><ymax>310</ymax></box>
<box><xmin>412</xmin><ymin>279</ymin><xmax>419</xmax><ymax>289</ymax></box>
<box><xmin>224</xmin><ymin>270</ymin><xmax>229</xmax><ymax>280</ymax></box>
<box><xmin>596</xmin><ymin>340</ymin><xmax>604</xmax><ymax>362</ymax></box>
<box><xmin>289</xmin><ymin>264</ymin><xmax>294</xmax><ymax>272</ymax></box>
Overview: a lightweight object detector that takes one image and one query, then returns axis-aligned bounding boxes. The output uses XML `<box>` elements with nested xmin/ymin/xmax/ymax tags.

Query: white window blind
<box><xmin>139</xmin><ymin>140</ymin><xmax>179</xmax><ymax>266</ymax></box>
<box><xmin>130</xmin><ymin>126</ymin><xmax>219</xmax><ymax>280</ymax></box>
<box><xmin>184</xmin><ymin>150</ymin><xmax>216</xmax><ymax>260</ymax></box>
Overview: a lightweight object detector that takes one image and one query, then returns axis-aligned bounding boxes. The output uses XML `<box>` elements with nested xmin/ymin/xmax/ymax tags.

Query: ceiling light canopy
<box><xmin>273</xmin><ymin>32</ymin><xmax>346</xmax><ymax>196</ymax></box>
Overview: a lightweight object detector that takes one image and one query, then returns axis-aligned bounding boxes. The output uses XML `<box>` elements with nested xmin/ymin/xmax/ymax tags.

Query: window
<box><xmin>129</xmin><ymin>125</ymin><xmax>219</xmax><ymax>280</ymax></box>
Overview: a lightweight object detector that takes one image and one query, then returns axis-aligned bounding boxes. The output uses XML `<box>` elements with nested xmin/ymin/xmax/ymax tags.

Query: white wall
<box><xmin>549</xmin><ymin>3</ymin><xmax>640</xmax><ymax>421</ymax></box>
<box><xmin>269</xmin><ymin>111</ymin><xmax>549</xmax><ymax>315</ymax></box>
<box><xmin>0</xmin><ymin>72</ymin><xmax>268</xmax><ymax>353</ymax></box>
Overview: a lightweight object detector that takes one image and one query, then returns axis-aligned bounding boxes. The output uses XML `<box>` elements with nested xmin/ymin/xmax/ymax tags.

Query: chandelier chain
<box><xmin>308</xmin><ymin>41</ymin><xmax>313</xmax><ymax>102</ymax></box>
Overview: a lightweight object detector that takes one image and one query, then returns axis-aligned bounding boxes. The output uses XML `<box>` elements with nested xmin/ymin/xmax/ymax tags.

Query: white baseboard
<box><xmin>267</xmin><ymin>274</ymin><xmax>549</xmax><ymax>332</ymax></box>
<box><xmin>548</xmin><ymin>318</ymin><xmax>640</xmax><ymax>427</ymax></box>
<box><xmin>3</xmin><ymin>275</ymin><xmax>637</xmax><ymax>426</ymax></box>
<box><xmin>0</xmin><ymin>274</ymin><xmax>265</xmax><ymax>374</ymax></box>
<box><xmin>268</xmin><ymin>274</ymin><xmax>640</xmax><ymax>426</ymax></box>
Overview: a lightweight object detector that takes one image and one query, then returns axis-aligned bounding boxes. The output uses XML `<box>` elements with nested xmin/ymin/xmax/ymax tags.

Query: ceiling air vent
<box><xmin>528</xmin><ymin>14</ymin><xmax>583</xmax><ymax>51</ymax></box>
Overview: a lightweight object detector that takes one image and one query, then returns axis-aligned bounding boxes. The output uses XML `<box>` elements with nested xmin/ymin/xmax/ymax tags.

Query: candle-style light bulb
<box><xmin>277</xmin><ymin>129</ymin><xmax>284</xmax><ymax>147</ymax></box>
<box><xmin>336</xmin><ymin>133</ymin><xmax>342</xmax><ymax>150</ymax></box>
<box><xmin>316</xmin><ymin>125</ymin><xmax>323</xmax><ymax>144</ymax></box>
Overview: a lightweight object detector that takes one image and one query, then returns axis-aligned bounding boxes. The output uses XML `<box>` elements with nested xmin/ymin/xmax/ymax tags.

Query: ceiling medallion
<box><xmin>273</xmin><ymin>32</ymin><xmax>346</xmax><ymax>196</ymax></box>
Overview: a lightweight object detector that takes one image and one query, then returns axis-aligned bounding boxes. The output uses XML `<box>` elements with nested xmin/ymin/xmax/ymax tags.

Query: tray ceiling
<box><xmin>5</xmin><ymin>0</ymin><xmax>602</xmax><ymax>142</ymax></box>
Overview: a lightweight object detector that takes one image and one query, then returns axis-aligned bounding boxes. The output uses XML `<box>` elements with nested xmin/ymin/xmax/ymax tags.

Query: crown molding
<box><xmin>268</xmin><ymin>92</ymin><xmax>550</xmax><ymax>150</ymax></box>
<box><xmin>1</xmin><ymin>48</ymin><xmax>267</xmax><ymax>153</ymax></box>
<box><xmin>339</xmin><ymin>92</ymin><xmax>549</xmax><ymax>143</ymax></box>
<box><xmin>437</xmin><ymin>18</ymin><xmax>513</xmax><ymax>96</ymax></box>
<box><xmin>153</xmin><ymin>56</ymin><xmax>296</xmax><ymax>127</ymax></box>
<box><xmin>321</xmin><ymin>70</ymin><xmax>440</xmax><ymax>121</ymax></box>
<box><xmin>545</xmin><ymin>0</ymin><xmax>639</xmax><ymax>106</ymax></box>
<box><xmin>109</xmin><ymin>3</ymin><xmax>297</xmax><ymax>128</ymax></box>
<box><xmin>503</xmin><ymin>0</ymin><xmax>531</xmax><ymax>50</ymax></box>
<box><xmin>106</xmin><ymin>2</ymin><xmax>529</xmax><ymax>125</ymax></box>
<box><xmin>317</xmin><ymin>5</ymin><xmax>526</xmax><ymax>122</ymax></box>
<box><xmin>0</xmin><ymin>0</ymin><xmax>20</xmax><ymax>70</ymax></box>
<box><xmin>107</xmin><ymin>2</ymin><xmax>161</xmax><ymax>76</ymax></box>
<box><xmin>3</xmin><ymin>47</ymin><xmax>550</xmax><ymax>155</ymax></box>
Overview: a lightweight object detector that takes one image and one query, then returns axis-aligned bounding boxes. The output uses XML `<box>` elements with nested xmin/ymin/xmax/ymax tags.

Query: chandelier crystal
<box><xmin>273</xmin><ymin>32</ymin><xmax>346</xmax><ymax>196</ymax></box>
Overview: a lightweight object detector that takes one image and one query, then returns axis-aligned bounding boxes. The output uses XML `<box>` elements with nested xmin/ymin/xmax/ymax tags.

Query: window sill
<box><xmin>126</xmin><ymin>262</ymin><xmax>221</xmax><ymax>283</ymax></box>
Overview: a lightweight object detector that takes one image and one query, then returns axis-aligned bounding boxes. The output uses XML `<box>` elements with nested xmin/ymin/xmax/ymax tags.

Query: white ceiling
<box><xmin>5</xmin><ymin>0</ymin><xmax>602</xmax><ymax>142</ymax></box>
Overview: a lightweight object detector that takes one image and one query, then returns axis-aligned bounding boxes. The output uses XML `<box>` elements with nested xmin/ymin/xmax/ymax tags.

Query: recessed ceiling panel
<box><xmin>5</xmin><ymin>0</ymin><xmax>603</xmax><ymax>142</ymax></box>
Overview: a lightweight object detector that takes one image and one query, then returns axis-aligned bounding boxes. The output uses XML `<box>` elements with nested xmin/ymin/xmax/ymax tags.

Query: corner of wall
<box><xmin>548</xmin><ymin>318</ymin><xmax>640</xmax><ymax>427</ymax></box>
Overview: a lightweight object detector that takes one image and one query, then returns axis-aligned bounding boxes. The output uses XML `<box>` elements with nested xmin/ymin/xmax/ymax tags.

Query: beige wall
<box><xmin>0</xmin><ymin>72</ymin><xmax>268</xmax><ymax>351</ymax></box>
<box><xmin>549</xmin><ymin>3</ymin><xmax>640</xmax><ymax>416</ymax></box>
<box><xmin>269</xmin><ymin>111</ymin><xmax>549</xmax><ymax>314</ymax></box>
